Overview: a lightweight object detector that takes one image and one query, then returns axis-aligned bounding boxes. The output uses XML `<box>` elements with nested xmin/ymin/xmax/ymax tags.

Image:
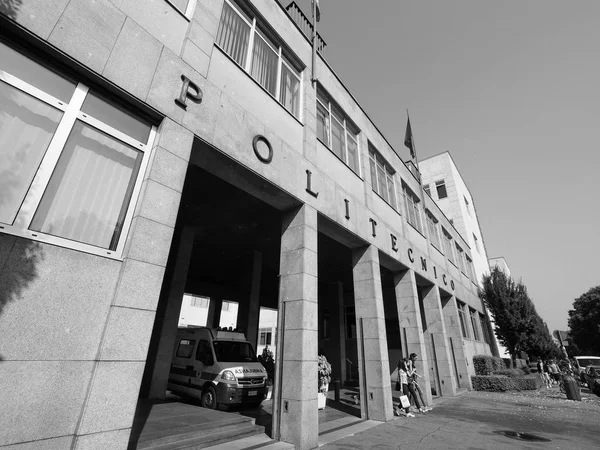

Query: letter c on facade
<box><xmin>443</xmin><ymin>274</ymin><xmax>447</xmax><ymax>285</ymax></box>
<box><xmin>408</xmin><ymin>248</ymin><xmax>414</xmax><ymax>263</ymax></box>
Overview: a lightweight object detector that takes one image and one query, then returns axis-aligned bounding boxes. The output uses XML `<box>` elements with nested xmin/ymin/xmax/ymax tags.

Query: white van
<box><xmin>168</xmin><ymin>327</ymin><xmax>268</xmax><ymax>409</ymax></box>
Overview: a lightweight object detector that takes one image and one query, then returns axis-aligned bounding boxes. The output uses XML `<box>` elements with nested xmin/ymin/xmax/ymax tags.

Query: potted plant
<box><xmin>318</xmin><ymin>354</ymin><xmax>332</xmax><ymax>409</ymax></box>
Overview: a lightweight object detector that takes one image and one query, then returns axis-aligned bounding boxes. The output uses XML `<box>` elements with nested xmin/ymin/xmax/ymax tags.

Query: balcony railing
<box><xmin>285</xmin><ymin>1</ymin><xmax>327</xmax><ymax>55</ymax></box>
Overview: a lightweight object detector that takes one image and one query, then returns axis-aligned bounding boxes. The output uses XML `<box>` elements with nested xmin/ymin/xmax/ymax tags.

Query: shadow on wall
<box><xmin>0</xmin><ymin>235</ymin><xmax>44</xmax><ymax>359</ymax></box>
<box><xmin>0</xmin><ymin>0</ymin><xmax>23</xmax><ymax>19</ymax></box>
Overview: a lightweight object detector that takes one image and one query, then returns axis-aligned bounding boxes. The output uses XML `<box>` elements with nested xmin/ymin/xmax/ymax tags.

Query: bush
<box><xmin>473</xmin><ymin>355</ymin><xmax>505</xmax><ymax>375</ymax></box>
<box><xmin>521</xmin><ymin>366</ymin><xmax>531</xmax><ymax>374</ymax></box>
<box><xmin>472</xmin><ymin>374</ymin><xmax>542</xmax><ymax>391</ymax></box>
<box><xmin>515</xmin><ymin>358</ymin><xmax>528</xmax><ymax>369</ymax></box>
<box><xmin>493</xmin><ymin>369</ymin><xmax>522</xmax><ymax>378</ymax></box>
<box><xmin>502</xmin><ymin>358</ymin><xmax>513</xmax><ymax>369</ymax></box>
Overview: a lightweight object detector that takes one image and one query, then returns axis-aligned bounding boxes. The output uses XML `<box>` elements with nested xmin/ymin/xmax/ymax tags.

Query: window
<box><xmin>165</xmin><ymin>0</ymin><xmax>195</xmax><ymax>18</ymax></box>
<box><xmin>369</xmin><ymin>145</ymin><xmax>396</xmax><ymax>209</ymax></box>
<box><xmin>403</xmin><ymin>184</ymin><xmax>422</xmax><ymax>232</ymax></box>
<box><xmin>259</xmin><ymin>328</ymin><xmax>272</xmax><ymax>346</ymax></box>
<box><xmin>464</xmin><ymin>195</ymin><xmax>471</xmax><ymax>215</ymax></box>
<box><xmin>0</xmin><ymin>41</ymin><xmax>155</xmax><ymax>258</ymax></box>
<box><xmin>216</xmin><ymin>0</ymin><xmax>302</xmax><ymax>118</ymax></box>
<box><xmin>442</xmin><ymin>228</ymin><xmax>456</xmax><ymax>265</ymax></box>
<box><xmin>466</xmin><ymin>256</ymin><xmax>476</xmax><ymax>282</ymax></box>
<box><xmin>176</xmin><ymin>339</ymin><xmax>196</xmax><ymax>358</ymax></box>
<box><xmin>457</xmin><ymin>301</ymin><xmax>469</xmax><ymax>338</ymax></box>
<box><xmin>435</xmin><ymin>180</ymin><xmax>448</xmax><ymax>199</ymax></box>
<box><xmin>425</xmin><ymin>210</ymin><xmax>441</xmax><ymax>250</ymax></box>
<box><xmin>456</xmin><ymin>244</ymin><xmax>467</xmax><ymax>274</ymax></box>
<box><xmin>479</xmin><ymin>313</ymin><xmax>491</xmax><ymax>345</ymax></box>
<box><xmin>472</xmin><ymin>233</ymin><xmax>480</xmax><ymax>253</ymax></box>
<box><xmin>195</xmin><ymin>340</ymin><xmax>213</xmax><ymax>364</ymax></box>
<box><xmin>423</xmin><ymin>184</ymin><xmax>431</xmax><ymax>196</ymax></box>
<box><xmin>190</xmin><ymin>295</ymin><xmax>209</xmax><ymax>308</ymax></box>
<box><xmin>470</xmin><ymin>309</ymin><xmax>481</xmax><ymax>341</ymax></box>
<box><xmin>316</xmin><ymin>85</ymin><xmax>360</xmax><ymax>174</ymax></box>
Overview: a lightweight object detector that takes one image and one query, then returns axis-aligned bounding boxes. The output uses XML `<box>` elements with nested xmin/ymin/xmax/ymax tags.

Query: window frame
<box><xmin>425</xmin><ymin>210</ymin><xmax>442</xmax><ymax>250</ymax></box>
<box><xmin>435</xmin><ymin>179</ymin><xmax>448</xmax><ymax>199</ymax></box>
<box><xmin>369</xmin><ymin>145</ymin><xmax>396</xmax><ymax>210</ymax></box>
<box><xmin>457</xmin><ymin>301</ymin><xmax>469</xmax><ymax>339</ymax></box>
<box><xmin>470</xmin><ymin>308</ymin><xmax>481</xmax><ymax>341</ymax></box>
<box><xmin>402</xmin><ymin>184</ymin><xmax>422</xmax><ymax>233</ymax></box>
<box><xmin>442</xmin><ymin>227</ymin><xmax>456</xmax><ymax>265</ymax></box>
<box><xmin>164</xmin><ymin>0</ymin><xmax>196</xmax><ymax>19</ymax></box>
<box><xmin>0</xmin><ymin>55</ymin><xmax>156</xmax><ymax>260</ymax></box>
<box><xmin>316</xmin><ymin>85</ymin><xmax>361</xmax><ymax>176</ymax></box>
<box><xmin>216</xmin><ymin>0</ymin><xmax>303</xmax><ymax>120</ymax></box>
<box><xmin>455</xmin><ymin>244</ymin><xmax>467</xmax><ymax>275</ymax></box>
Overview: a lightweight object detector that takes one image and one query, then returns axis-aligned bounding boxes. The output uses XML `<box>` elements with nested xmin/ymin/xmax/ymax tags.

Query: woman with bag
<box><xmin>395</xmin><ymin>358</ymin><xmax>416</xmax><ymax>417</ymax></box>
<box><xmin>408</xmin><ymin>353</ymin><xmax>430</xmax><ymax>413</ymax></box>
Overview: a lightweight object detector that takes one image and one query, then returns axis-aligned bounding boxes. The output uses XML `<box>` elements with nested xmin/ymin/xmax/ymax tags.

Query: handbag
<box><xmin>399</xmin><ymin>395</ymin><xmax>411</xmax><ymax>409</ymax></box>
<box><xmin>395</xmin><ymin>380</ymin><xmax>401</xmax><ymax>391</ymax></box>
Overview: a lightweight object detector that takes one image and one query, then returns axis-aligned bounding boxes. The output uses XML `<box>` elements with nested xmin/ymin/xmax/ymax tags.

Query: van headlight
<box><xmin>221</xmin><ymin>370</ymin><xmax>236</xmax><ymax>381</ymax></box>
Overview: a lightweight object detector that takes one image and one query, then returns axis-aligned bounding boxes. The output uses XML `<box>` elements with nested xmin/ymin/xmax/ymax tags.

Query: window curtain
<box><xmin>0</xmin><ymin>82</ymin><xmax>62</xmax><ymax>225</ymax></box>
<box><xmin>280</xmin><ymin>64</ymin><xmax>300</xmax><ymax>117</ymax></box>
<box><xmin>216</xmin><ymin>2</ymin><xmax>251</xmax><ymax>68</ymax></box>
<box><xmin>30</xmin><ymin>121</ymin><xmax>142</xmax><ymax>250</ymax></box>
<box><xmin>251</xmin><ymin>35</ymin><xmax>278</xmax><ymax>96</ymax></box>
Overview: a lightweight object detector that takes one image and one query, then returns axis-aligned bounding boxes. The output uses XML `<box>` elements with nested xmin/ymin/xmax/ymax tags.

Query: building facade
<box><xmin>0</xmin><ymin>1</ymin><xmax>493</xmax><ymax>449</ymax></box>
<box><xmin>419</xmin><ymin>152</ymin><xmax>503</xmax><ymax>357</ymax></box>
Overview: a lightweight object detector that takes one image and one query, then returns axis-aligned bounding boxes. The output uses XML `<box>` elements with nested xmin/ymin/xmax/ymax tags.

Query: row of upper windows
<box><xmin>213</xmin><ymin>1</ymin><xmax>476</xmax><ymax>278</ymax></box>
<box><xmin>457</xmin><ymin>300</ymin><xmax>492</xmax><ymax>344</ymax></box>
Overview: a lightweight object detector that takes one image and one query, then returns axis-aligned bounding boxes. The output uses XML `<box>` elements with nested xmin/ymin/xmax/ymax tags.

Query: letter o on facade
<box><xmin>450</xmin><ymin>280</ymin><xmax>455</xmax><ymax>290</ymax></box>
<box><xmin>253</xmin><ymin>135</ymin><xmax>273</xmax><ymax>163</ymax></box>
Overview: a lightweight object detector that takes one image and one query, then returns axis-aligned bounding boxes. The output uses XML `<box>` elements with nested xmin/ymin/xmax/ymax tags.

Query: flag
<box><xmin>314</xmin><ymin>0</ymin><xmax>321</xmax><ymax>22</ymax></box>
<box><xmin>404</xmin><ymin>117</ymin><xmax>415</xmax><ymax>159</ymax></box>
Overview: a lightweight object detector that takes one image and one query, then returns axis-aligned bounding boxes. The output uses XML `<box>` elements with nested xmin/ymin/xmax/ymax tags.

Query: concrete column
<box><xmin>147</xmin><ymin>225</ymin><xmax>195</xmax><ymax>399</ymax></box>
<box><xmin>237</xmin><ymin>251</ymin><xmax>262</xmax><ymax>349</ymax></box>
<box><xmin>272</xmin><ymin>205</ymin><xmax>318</xmax><ymax>450</ymax></box>
<box><xmin>393</xmin><ymin>269</ymin><xmax>432</xmax><ymax>406</ymax></box>
<box><xmin>352</xmin><ymin>245</ymin><xmax>394</xmax><ymax>422</ymax></box>
<box><xmin>207</xmin><ymin>297</ymin><xmax>223</xmax><ymax>328</ymax></box>
<box><xmin>421</xmin><ymin>285</ymin><xmax>458</xmax><ymax>396</ymax></box>
<box><xmin>441</xmin><ymin>296</ymin><xmax>471</xmax><ymax>389</ymax></box>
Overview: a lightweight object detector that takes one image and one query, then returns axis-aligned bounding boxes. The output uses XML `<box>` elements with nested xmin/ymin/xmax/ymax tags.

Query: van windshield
<box><xmin>213</xmin><ymin>341</ymin><xmax>258</xmax><ymax>363</ymax></box>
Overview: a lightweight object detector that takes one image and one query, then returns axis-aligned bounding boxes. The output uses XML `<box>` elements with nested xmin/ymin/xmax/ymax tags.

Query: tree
<box><xmin>479</xmin><ymin>267</ymin><xmax>559</xmax><ymax>360</ymax></box>
<box><xmin>568</xmin><ymin>286</ymin><xmax>600</xmax><ymax>355</ymax></box>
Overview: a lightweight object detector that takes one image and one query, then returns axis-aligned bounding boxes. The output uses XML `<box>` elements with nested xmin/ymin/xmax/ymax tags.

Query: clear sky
<box><xmin>283</xmin><ymin>0</ymin><xmax>600</xmax><ymax>332</ymax></box>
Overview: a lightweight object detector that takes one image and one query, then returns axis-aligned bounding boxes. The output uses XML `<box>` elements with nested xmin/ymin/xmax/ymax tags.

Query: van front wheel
<box><xmin>201</xmin><ymin>386</ymin><xmax>218</xmax><ymax>409</ymax></box>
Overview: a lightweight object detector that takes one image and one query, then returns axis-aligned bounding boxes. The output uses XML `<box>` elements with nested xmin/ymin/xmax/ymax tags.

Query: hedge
<box><xmin>473</xmin><ymin>355</ymin><xmax>505</xmax><ymax>375</ymax></box>
<box><xmin>472</xmin><ymin>375</ymin><xmax>542</xmax><ymax>392</ymax></box>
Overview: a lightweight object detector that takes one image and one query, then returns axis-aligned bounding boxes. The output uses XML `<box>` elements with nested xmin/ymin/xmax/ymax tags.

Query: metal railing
<box><xmin>285</xmin><ymin>1</ymin><xmax>327</xmax><ymax>55</ymax></box>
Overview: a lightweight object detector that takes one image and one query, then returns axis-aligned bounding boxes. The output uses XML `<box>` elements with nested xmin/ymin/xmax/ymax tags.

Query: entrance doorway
<box><xmin>130</xmin><ymin>140</ymin><xmax>300</xmax><ymax>448</ymax></box>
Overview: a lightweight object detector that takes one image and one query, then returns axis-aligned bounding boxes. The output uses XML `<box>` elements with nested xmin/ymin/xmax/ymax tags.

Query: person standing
<box><xmin>408</xmin><ymin>353</ymin><xmax>431</xmax><ymax>412</ymax></box>
<box><xmin>537</xmin><ymin>359</ymin><xmax>551</xmax><ymax>388</ymax></box>
<box><xmin>395</xmin><ymin>358</ymin><xmax>416</xmax><ymax>417</ymax></box>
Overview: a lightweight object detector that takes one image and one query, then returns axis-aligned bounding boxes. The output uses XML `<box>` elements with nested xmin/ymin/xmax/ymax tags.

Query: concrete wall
<box><xmin>0</xmin><ymin>0</ymin><xmax>493</xmax><ymax>447</ymax></box>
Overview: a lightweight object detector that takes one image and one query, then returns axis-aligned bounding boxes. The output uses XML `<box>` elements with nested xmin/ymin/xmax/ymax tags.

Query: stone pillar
<box><xmin>237</xmin><ymin>251</ymin><xmax>262</xmax><ymax>349</ymax></box>
<box><xmin>352</xmin><ymin>245</ymin><xmax>394</xmax><ymax>422</ymax></box>
<box><xmin>421</xmin><ymin>285</ymin><xmax>458</xmax><ymax>396</ymax></box>
<box><xmin>207</xmin><ymin>297</ymin><xmax>223</xmax><ymax>328</ymax></box>
<box><xmin>146</xmin><ymin>225</ymin><xmax>196</xmax><ymax>399</ymax></box>
<box><xmin>272</xmin><ymin>205</ymin><xmax>318</xmax><ymax>450</ymax></box>
<box><xmin>393</xmin><ymin>269</ymin><xmax>432</xmax><ymax>406</ymax></box>
<box><xmin>441</xmin><ymin>296</ymin><xmax>471</xmax><ymax>389</ymax></box>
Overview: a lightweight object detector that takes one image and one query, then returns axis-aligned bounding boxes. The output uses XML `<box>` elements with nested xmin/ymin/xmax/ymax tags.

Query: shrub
<box><xmin>502</xmin><ymin>358</ymin><xmax>513</xmax><ymax>369</ymax></box>
<box><xmin>473</xmin><ymin>355</ymin><xmax>505</xmax><ymax>375</ymax></box>
<box><xmin>515</xmin><ymin>358</ymin><xmax>528</xmax><ymax>369</ymax></box>
<box><xmin>472</xmin><ymin>374</ymin><xmax>542</xmax><ymax>391</ymax></box>
<box><xmin>493</xmin><ymin>369</ymin><xmax>522</xmax><ymax>378</ymax></box>
<box><xmin>521</xmin><ymin>366</ymin><xmax>531</xmax><ymax>374</ymax></box>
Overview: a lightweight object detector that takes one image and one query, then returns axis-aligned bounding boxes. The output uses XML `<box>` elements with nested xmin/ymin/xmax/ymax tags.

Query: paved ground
<box><xmin>320</xmin><ymin>385</ymin><xmax>600</xmax><ymax>450</ymax></box>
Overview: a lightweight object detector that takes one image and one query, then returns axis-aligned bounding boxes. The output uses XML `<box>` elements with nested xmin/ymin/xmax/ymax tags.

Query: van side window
<box><xmin>196</xmin><ymin>340</ymin><xmax>214</xmax><ymax>366</ymax></box>
<box><xmin>176</xmin><ymin>339</ymin><xmax>196</xmax><ymax>358</ymax></box>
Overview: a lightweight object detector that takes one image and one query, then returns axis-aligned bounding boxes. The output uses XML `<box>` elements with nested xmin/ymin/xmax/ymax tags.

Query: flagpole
<box><xmin>311</xmin><ymin>0</ymin><xmax>317</xmax><ymax>85</ymax></box>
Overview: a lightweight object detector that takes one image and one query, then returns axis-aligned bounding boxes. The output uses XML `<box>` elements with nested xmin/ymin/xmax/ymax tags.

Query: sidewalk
<box><xmin>320</xmin><ymin>388</ymin><xmax>600</xmax><ymax>449</ymax></box>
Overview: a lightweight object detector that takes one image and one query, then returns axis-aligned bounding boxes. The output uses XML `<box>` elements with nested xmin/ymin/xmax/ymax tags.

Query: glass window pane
<box><xmin>216</xmin><ymin>2</ymin><xmax>251</xmax><ymax>68</ymax></box>
<box><xmin>346</xmin><ymin>135</ymin><xmax>359</xmax><ymax>173</ymax></box>
<box><xmin>317</xmin><ymin>87</ymin><xmax>328</xmax><ymax>106</ymax></box>
<box><xmin>0</xmin><ymin>41</ymin><xmax>76</xmax><ymax>103</ymax></box>
<box><xmin>387</xmin><ymin>173</ymin><xmax>396</xmax><ymax>208</ymax></box>
<box><xmin>316</xmin><ymin>102</ymin><xmax>329</xmax><ymax>144</ymax></box>
<box><xmin>81</xmin><ymin>91</ymin><xmax>151</xmax><ymax>143</ymax></box>
<box><xmin>251</xmin><ymin>35</ymin><xmax>278</xmax><ymax>96</ymax></box>
<box><xmin>30</xmin><ymin>121</ymin><xmax>143</xmax><ymax>250</ymax></box>
<box><xmin>279</xmin><ymin>64</ymin><xmax>300</xmax><ymax>118</ymax></box>
<box><xmin>330</xmin><ymin>117</ymin><xmax>345</xmax><ymax>160</ymax></box>
<box><xmin>369</xmin><ymin>157</ymin><xmax>377</xmax><ymax>194</ymax></box>
<box><xmin>376</xmin><ymin>163</ymin><xmax>387</xmax><ymax>202</ymax></box>
<box><xmin>0</xmin><ymin>81</ymin><xmax>63</xmax><ymax>225</ymax></box>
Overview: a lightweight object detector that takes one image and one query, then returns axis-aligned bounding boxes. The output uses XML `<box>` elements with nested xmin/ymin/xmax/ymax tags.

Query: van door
<box><xmin>193</xmin><ymin>339</ymin><xmax>216</xmax><ymax>388</ymax></box>
<box><xmin>169</xmin><ymin>338</ymin><xmax>197</xmax><ymax>393</ymax></box>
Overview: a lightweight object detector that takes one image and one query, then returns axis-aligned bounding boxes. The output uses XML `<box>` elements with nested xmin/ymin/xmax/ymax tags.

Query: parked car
<box><xmin>583</xmin><ymin>365</ymin><xmax>600</xmax><ymax>397</ymax></box>
<box><xmin>573</xmin><ymin>356</ymin><xmax>600</xmax><ymax>384</ymax></box>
